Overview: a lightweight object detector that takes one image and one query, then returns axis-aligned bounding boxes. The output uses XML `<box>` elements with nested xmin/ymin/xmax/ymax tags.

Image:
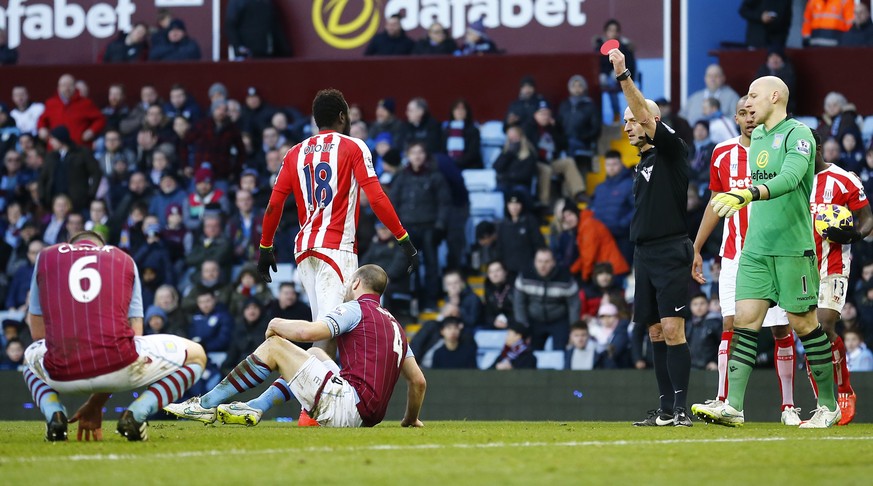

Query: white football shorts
<box><xmin>288</xmin><ymin>355</ymin><xmax>363</xmax><ymax>428</ymax></box>
<box><xmin>24</xmin><ymin>334</ymin><xmax>191</xmax><ymax>394</ymax></box>
<box><xmin>818</xmin><ymin>274</ymin><xmax>848</xmax><ymax>313</ymax></box>
<box><xmin>295</xmin><ymin>248</ymin><xmax>358</xmax><ymax>321</ymax></box>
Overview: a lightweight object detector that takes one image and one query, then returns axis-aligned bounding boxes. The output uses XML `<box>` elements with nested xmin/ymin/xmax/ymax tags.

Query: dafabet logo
<box><xmin>312</xmin><ymin>0</ymin><xmax>381</xmax><ymax>49</ymax></box>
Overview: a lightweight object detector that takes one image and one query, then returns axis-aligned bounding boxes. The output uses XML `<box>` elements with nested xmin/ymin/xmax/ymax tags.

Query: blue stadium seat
<box><xmin>480</xmin><ymin>120</ymin><xmax>506</xmax><ymax>169</ymax></box>
<box><xmin>477</xmin><ymin>350</ymin><xmax>501</xmax><ymax>369</ymax></box>
<box><xmin>863</xmin><ymin>116</ymin><xmax>873</xmax><ymax>146</ymax></box>
<box><xmin>266</xmin><ymin>263</ymin><xmax>297</xmax><ymax>298</ymax></box>
<box><xmin>475</xmin><ymin>329</ymin><xmax>508</xmax><ymax>349</ymax></box>
<box><xmin>794</xmin><ymin>116</ymin><xmax>818</xmax><ymax>130</ymax></box>
<box><xmin>462</xmin><ymin>169</ymin><xmax>497</xmax><ymax>192</ymax></box>
<box><xmin>469</xmin><ymin>191</ymin><xmax>504</xmax><ymax>218</ymax></box>
<box><xmin>534</xmin><ymin>351</ymin><xmax>565</xmax><ymax>370</ymax></box>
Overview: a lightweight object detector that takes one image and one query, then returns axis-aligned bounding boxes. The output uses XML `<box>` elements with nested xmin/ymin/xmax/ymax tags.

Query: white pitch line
<box><xmin>3</xmin><ymin>436</ymin><xmax>873</xmax><ymax>465</ymax></box>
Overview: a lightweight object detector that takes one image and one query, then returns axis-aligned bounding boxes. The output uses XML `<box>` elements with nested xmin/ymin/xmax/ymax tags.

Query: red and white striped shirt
<box><xmin>810</xmin><ymin>164</ymin><xmax>868</xmax><ymax>277</ymax></box>
<box><xmin>260</xmin><ymin>130</ymin><xmax>406</xmax><ymax>256</ymax></box>
<box><xmin>709</xmin><ymin>136</ymin><xmax>751</xmax><ymax>260</ymax></box>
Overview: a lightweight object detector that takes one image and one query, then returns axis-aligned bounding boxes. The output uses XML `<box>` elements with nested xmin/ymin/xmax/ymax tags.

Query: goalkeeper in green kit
<box><xmin>692</xmin><ymin>76</ymin><xmax>839</xmax><ymax>428</ymax></box>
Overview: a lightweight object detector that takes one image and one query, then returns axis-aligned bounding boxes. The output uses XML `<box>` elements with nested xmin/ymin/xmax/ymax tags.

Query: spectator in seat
<box><xmin>148</xmin><ymin>171</ymin><xmax>187</xmax><ymax>226</ymax></box>
<box><xmin>193</xmin><ymin>100</ymin><xmax>245</xmax><ymax>183</ymax></box>
<box><xmin>570</xmin><ymin>207</ymin><xmax>629</xmax><ymax>283</ymax></box>
<box><xmin>689</xmin><ymin>121</ymin><xmax>716</xmax><ymax>188</ymax></box>
<box><xmin>364</xmin><ymin>14</ymin><xmax>414</xmax><ymax>56</ymax></box>
<box><xmin>150</xmin><ymin>8</ymin><xmax>174</xmax><ymax>49</ymax></box>
<box><xmin>222</xmin><ymin>297</ymin><xmax>269</xmax><ymax>374</ymax></box>
<box><xmin>225</xmin><ymin>0</ymin><xmax>291</xmax><ymax>59</ymax></box>
<box><xmin>120</xmin><ymin>85</ymin><xmax>159</xmax><ymax>141</ymax></box>
<box><xmin>389</xmin><ymin>142</ymin><xmax>451</xmax><ymax>310</ymax></box>
<box><xmin>564</xmin><ymin>320</ymin><xmax>598</xmax><ymax>370</ymax></box>
<box><xmin>133</xmin><ymin>215</ymin><xmax>175</xmax><ymax>303</ymax></box>
<box><xmin>655</xmin><ymin>98</ymin><xmax>693</xmax><ymax>148</ymax></box>
<box><xmin>496</xmin><ymin>192</ymin><xmax>544</xmax><ymax>276</ymax></box>
<box><xmin>685</xmin><ymin>292</ymin><xmax>722</xmax><ymax>370</ymax></box>
<box><xmin>164</xmin><ymin>84</ymin><xmax>202</xmax><ymax>123</ymax></box>
<box><xmin>0</xmin><ymin>339</ymin><xmax>24</xmax><ymax>371</ymax></box>
<box><xmin>845</xmin><ymin>329</ymin><xmax>873</xmax><ymax>371</ymax></box>
<box><xmin>183</xmin><ymin>166</ymin><xmax>230</xmax><ymax>230</ymax></box>
<box><xmin>412</xmin><ymin>22</ymin><xmax>456</xmax><ymax>55</ymax></box>
<box><xmin>591</xmin><ymin>150</ymin><xmax>635</xmax><ymax>264</ymax></box>
<box><xmin>802</xmin><ymin>0</ymin><xmax>854</xmax><ymax>47</ymax></box>
<box><xmin>818</xmin><ymin>92</ymin><xmax>862</xmax><ymax>145</ymax></box>
<box><xmin>227</xmin><ymin>189</ymin><xmax>263</xmax><ymax>263</ymax></box>
<box><xmin>490</xmin><ymin>321</ymin><xmax>537</xmax><ymax>369</ymax></box>
<box><xmin>361</xmin><ymin>221</ymin><xmax>412</xmax><ymax>311</ymax></box>
<box><xmin>187</xmin><ymin>290</ymin><xmax>233</xmax><ymax>392</ymax></box>
<box><xmin>594</xmin><ymin>18</ymin><xmax>637</xmax><ymax>123</ymax></box>
<box><xmin>1</xmin><ymin>150</ymin><xmax>31</xmax><ymax>208</ymax></box>
<box><xmin>149</xmin><ymin>19</ymin><xmax>202</xmax><ymax>61</ymax></box>
<box><xmin>438</xmin><ymin>270</ymin><xmax>483</xmax><ymax>329</ymax></box>
<box><xmin>101</xmin><ymin>84</ymin><xmax>130</xmax><ymax>132</ymax></box>
<box><xmin>154</xmin><ymin>284</ymin><xmax>188</xmax><ymax>336</ymax></box>
<box><xmin>701</xmin><ymin>98</ymin><xmax>738</xmax><ymax>144</ymax></box>
<box><xmin>578</xmin><ymin>262</ymin><xmax>621</xmax><ymax>321</ymax></box>
<box><xmin>37</xmin><ymin>74</ymin><xmax>106</xmax><ymax>147</ymax></box>
<box><xmin>108</xmin><ymin>171</ymin><xmax>152</xmax><ymax>242</ymax></box>
<box><xmin>526</xmin><ymin>100</ymin><xmax>587</xmax><ymax>205</ymax></box>
<box><xmin>482</xmin><ymin>260</ymin><xmax>514</xmax><ymax>330</ymax></box>
<box><xmin>182</xmin><ymin>259</ymin><xmax>232</xmax><ymax>314</ymax></box>
<box><xmin>227</xmin><ymin>265</ymin><xmax>274</xmax><ymax>318</ymax></box>
<box><xmin>144</xmin><ymin>305</ymin><xmax>170</xmax><ymax>335</ymax></box>
<box><xmin>589</xmin><ymin>302</ymin><xmax>631</xmax><ymax>369</ymax></box>
<box><xmin>558</xmin><ymin>74</ymin><xmax>601</xmax><ymax>175</ymax></box>
<box><xmin>368</xmin><ymin>98</ymin><xmax>406</xmax><ymax>151</ymax></box>
<box><xmin>403</xmin><ymin>98</ymin><xmax>442</xmax><ymax>154</ymax></box>
<box><xmin>738</xmin><ymin>0</ymin><xmax>793</xmax><ymax>48</ymax></box>
<box><xmin>38</xmin><ymin>126</ymin><xmax>101</xmax><ymax>213</ymax></box>
<box><xmin>754</xmin><ymin>48</ymin><xmax>797</xmax><ymax>114</ymax></box>
<box><xmin>842</xmin><ymin>2</ymin><xmax>873</xmax><ymax>46</ymax></box>
<box><xmin>505</xmin><ymin>76</ymin><xmax>544</xmax><ymax>129</ymax></box>
<box><xmin>103</xmin><ymin>23</ymin><xmax>148</xmax><ymax>63</ymax></box>
<box><xmin>514</xmin><ymin>247</ymin><xmax>579</xmax><ymax>350</ymax></box>
<box><xmin>493</xmin><ymin>125</ymin><xmax>538</xmax><ymax>203</ymax></box>
<box><xmin>5</xmin><ymin>239</ymin><xmax>42</xmax><ymax>312</ymax></box>
<box><xmin>455</xmin><ymin>16</ymin><xmax>498</xmax><ymax>56</ymax></box>
<box><xmin>550</xmin><ymin>199</ymin><xmax>579</xmax><ymax>270</ymax></box>
<box><xmin>0</xmin><ymin>27</ymin><xmax>18</xmax><ymax>65</ymax></box>
<box><xmin>264</xmin><ymin>282</ymin><xmax>312</xmax><ymax>348</ymax></box>
<box><xmin>469</xmin><ymin>220</ymin><xmax>499</xmax><ymax>274</ymax></box>
<box><xmin>431</xmin><ymin>317</ymin><xmax>478</xmax><ymax>369</ymax></box>
<box><xmin>680</xmin><ymin>64</ymin><xmax>740</xmax><ymax>127</ymax></box>
<box><xmin>840</xmin><ymin>132</ymin><xmax>865</xmax><ymax>174</ymax></box>
<box><xmin>10</xmin><ymin>86</ymin><xmax>45</xmax><ymax>136</ymax></box>
<box><xmin>441</xmin><ymin>99</ymin><xmax>482</xmax><ymax>170</ymax></box>
<box><xmin>186</xmin><ymin>212</ymin><xmax>233</xmax><ymax>275</ymax></box>
<box><xmin>239</xmin><ymin>87</ymin><xmax>279</xmax><ymax>146</ymax></box>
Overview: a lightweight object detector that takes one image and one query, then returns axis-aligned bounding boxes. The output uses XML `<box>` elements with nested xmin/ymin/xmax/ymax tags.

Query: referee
<box><xmin>607</xmin><ymin>48</ymin><xmax>693</xmax><ymax>427</ymax></box>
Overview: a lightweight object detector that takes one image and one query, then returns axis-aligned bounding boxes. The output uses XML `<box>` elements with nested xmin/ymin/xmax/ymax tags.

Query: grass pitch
<box><xmin>2</xmin><ymin>420</ymin><xmax>872</xmax><ymax>485</ymax></box>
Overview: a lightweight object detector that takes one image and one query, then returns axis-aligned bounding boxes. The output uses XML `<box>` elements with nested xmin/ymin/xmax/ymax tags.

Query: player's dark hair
<box><xmin>355</xmin><ymin>264</ymin><xmax>388</xmax><ymax>295</ymax></box>
<box><xmin>69</xmin><ymin>230</ymin><xmax>105</xmax><ymax>246</ymax></box>
<box><xmin>312</xmin><ymin>89</ymin><xmax>348</xmax><ymax>129</ymax></box>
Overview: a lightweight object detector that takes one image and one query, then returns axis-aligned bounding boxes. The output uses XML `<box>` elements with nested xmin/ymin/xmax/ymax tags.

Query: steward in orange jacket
<box><xmin>570</xmin><ymin>208</ymin><xmax>629</xmax><ymax>281</ymax></box>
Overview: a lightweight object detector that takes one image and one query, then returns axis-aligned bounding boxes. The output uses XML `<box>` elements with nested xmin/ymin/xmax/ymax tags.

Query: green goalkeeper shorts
<box><xmin>735</xmin><ymin>250</ymin><xmax>819</xmax><ymax>314</ymax></box>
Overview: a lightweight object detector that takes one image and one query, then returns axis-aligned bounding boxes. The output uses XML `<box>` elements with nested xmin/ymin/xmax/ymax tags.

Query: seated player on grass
<box><xmin>165</xmin><ymin>264</ymin><xmax>427</xmax><ymax>428</ymax></box>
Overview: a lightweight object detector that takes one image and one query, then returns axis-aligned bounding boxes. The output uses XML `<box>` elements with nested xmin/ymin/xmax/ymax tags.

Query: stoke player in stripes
<box><xmin>252</xmin><ymin>89</ymin><xmax>417</xmax><ymax>425</ymax></box>
<box><xmin>165</xmin><ymin>264</ymin><xmax>427</xmax><ymax>428</ymax></box>
<box><xmin>690</xmin><ymin>97</ymin><xmax>801</xmax><ymax>425</ymax></box>
<box><xmin>808</xmin><ymin>129</ymin><xmax>873</xmax><ymax>425</ymax></box>
<box><xmin>22</xmin><ymin>231</ymin><xmax>207</xmax><ymax>441</ymax></box>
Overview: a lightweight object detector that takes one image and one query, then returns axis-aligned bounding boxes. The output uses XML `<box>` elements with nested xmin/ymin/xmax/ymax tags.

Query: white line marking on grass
<box><xmin>3</xmin><ymin>436</ymin><xmax>873</xmax><ymax>464</ymax></box>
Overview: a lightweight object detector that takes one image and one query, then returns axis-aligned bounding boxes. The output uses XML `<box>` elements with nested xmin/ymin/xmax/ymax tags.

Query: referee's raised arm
<box><xmin>608</xmin><ymin>47</ymin><xmax>656</xmax><ymax>138</ymax></box>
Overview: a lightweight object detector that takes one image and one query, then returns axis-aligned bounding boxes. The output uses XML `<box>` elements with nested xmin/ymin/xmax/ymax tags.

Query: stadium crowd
<box><xmin>2</xmin><ymin>5</ymin><xmax>873</xmax><ymax>375</ymax></box>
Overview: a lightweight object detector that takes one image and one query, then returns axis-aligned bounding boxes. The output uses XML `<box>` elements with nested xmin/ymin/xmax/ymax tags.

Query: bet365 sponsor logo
<box><xmin>312</xmin><ymin>0</ymin><xmax>588</xmax><ymax>50</ymax></box>
<box><xmin>0</xmin><ymin>0</ymin><xmax>136</xmax><ymax>49</ymax></box>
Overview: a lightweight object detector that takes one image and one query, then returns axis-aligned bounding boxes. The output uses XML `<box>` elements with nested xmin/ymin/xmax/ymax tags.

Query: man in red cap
<box><xmin>183</xmin><ymin>165</ymin><xmax>230</xmax><ymax>231</ymax></box>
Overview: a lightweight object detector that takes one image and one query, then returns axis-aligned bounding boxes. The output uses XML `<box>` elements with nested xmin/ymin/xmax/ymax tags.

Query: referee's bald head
<box><xmin>623</xmin><ymin>99</ymin><xmax>661</xmax><ymax>124</ymax></box>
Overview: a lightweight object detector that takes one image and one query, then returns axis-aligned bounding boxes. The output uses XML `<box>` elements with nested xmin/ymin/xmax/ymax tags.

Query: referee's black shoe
<box><xmin>633</xmin><ymin>409</ymin><xmax>674</xmax><ymax>426</ymax></box>
<box><xmin>673</xmin><ymin>408</ymin><xmax>693</xmax><ymax>427</ymax></box>
<box><xmin>46</xmin><ymin>411</ymin><xmax>68</xmax><ymax>441</ymax></box>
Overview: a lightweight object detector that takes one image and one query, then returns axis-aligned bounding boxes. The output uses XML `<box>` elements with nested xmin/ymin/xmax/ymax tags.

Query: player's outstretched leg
<box><xmin>23</xmin><ymin>368</ymin><xmax>67</xmax><ymax>441</ymax></box>
<box><xmin>695</xmin><ymin>328</ymin><xmax>756</xmax><ymax>427</ymax></box>
<box><xmin>216</xmin><ymin>378</ymin><xmax>291</xmax><ymax>426</ymax></box>
<box><xmin>166</xmin><ymin>354</ymin><xmax>272</xmax><ymax>423</ymax></box>
<box><xmin>121</xmin><ymin>363</ymin><xmax>204</xmax><ymax>440</ymax></box>
<box><xmin>798</xmin><ymin>325</ymin><xmax>841</xmax><ymax>428</ymax></box>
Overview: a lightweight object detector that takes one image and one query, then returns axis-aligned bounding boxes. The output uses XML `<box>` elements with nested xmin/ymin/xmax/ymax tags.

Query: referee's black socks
<box><xmin>652</xmin><ymin>341</ymin><xmax>674</xmax><ymax>413</ymax></box>
<box><xmin>666</xmin><ymin>343</ymin><xmax>691</xmax><ymax>411</ymax></box>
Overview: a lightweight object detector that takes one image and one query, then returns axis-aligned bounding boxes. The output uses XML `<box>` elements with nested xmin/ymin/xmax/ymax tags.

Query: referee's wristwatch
<box><xmin>616</xmin><ymin>69</ymin><xmax>632</xmax><ymax>82</ymax></box>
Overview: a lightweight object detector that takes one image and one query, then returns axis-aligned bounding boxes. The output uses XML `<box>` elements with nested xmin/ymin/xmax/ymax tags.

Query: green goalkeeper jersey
<box><xmin>744</xmin><ymin>117</ymin><xmax>816</xmax><ymax>256</ymax></box>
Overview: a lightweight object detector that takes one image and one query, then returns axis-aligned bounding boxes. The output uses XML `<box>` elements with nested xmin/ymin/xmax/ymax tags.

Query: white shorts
<box><xmin>289</xmin><ymin>355</ymin><xmax>362</xmax><ymax>428</ymax></box>
<box><xmin>720</xmin><ymin>256</ymin><xmax>789</xmax><ymax>327</ymax></box>
<box><xmin>24</xmin><ymin>334</ymin><xmax>190</xmax><ymax>394</ymax></box>
<box><xmin>295</xmin><ymin>248</ymin><xmax>358</xmax><ymax>321</ymax></box>
<box><xmin>818</xmin><ymin>274</ymin><xmax>848</xmax><ymax>313</ymax></box>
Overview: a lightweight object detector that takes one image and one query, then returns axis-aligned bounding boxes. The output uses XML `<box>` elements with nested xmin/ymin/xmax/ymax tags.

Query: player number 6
<box><xmin>68</xmin><ymin>255</ymin><xmax>102</xmax><ymax>304</ymax></box>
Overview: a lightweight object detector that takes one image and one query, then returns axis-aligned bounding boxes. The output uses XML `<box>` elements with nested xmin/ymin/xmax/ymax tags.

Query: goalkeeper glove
<box><xmin>822</xmin><ymin>226</ymin><xmax>863</xmax><ymax>245</ymax></box>
<box><xmin>398</xmin><ymin>234</ymin><xmax>419</xmax><ymax>274</ymax></box>
<box><xmin>711</xmin><ymin>186</ymin><xmax>760</xmax><ymax>218</ymax></box>
<box><xmin>257</xmin><ymin>245</ymin><xmax>278</xmax><ymax>283</ymax></box>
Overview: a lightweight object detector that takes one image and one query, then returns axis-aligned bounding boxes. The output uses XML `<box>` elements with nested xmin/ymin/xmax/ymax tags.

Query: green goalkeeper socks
<box><xmin>799</xmin><ymin>325</ymin><xmax>837</xmax><ymax>411</ymax></box>
<box><xmin>726</xmin><ymin>327</ymin><xmax>759</xmax><ymax>412</ymax></box>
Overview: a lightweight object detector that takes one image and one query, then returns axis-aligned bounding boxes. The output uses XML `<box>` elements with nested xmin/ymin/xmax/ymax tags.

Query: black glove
<box><xmin>398</xmin><ymin>235</ymin><xmax>419</xmax><ymax>274</ymax></box>
<box><xmin>257</xmin><ymin>245</ymin><xmax>278</xmax><ymax>282</ymax></box>
<box><xmin>822</xmin><ymin>226</ymin><xmax>863</xmax><ymax>245</ymax></box>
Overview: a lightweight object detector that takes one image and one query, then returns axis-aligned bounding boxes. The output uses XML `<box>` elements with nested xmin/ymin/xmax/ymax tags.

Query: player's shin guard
<box><xmin>246</xmin><ymin>378</ymin><xmax>293</xmax><ymax>412</ymax></box>
<box><xmin>652</xmin><ymin>341</ymin><xmax>674</xmax><ymax>413</ymax></box>
<box><xmin>775</xmin><ymin>334</ymin><xmax>796</xmax><ymax>408</ymax></box>
<box><xmin>23</xmin><ymin>368</ymin><xmax>64</xmax><ymax>422</ymax></box>
<box><xmin>128</xmin><ymin>364</ymin><xmax>203</xmax><ymax>422</ymax></box>
<box><xmin>726</xmin><ymin>328</ymin><xmax>759</xmax><ymax>412</ymax></box>
<box><xmin>717</xmin><ymin>331</ymin><xmax>732</xmax><ymax>401</ymax></box>
<box><xmin>799</xmin><ymin>325</ymin><xmax>837</xmax><ymax>411</ymax></box>
<box><xmin>666</xmin><ymin>343</ymin><xmax>691</xmax><ymax>411</ymax></box>
<box><xmin>832</xmin><ymin>336</ymin><xmax>853</xmax><ymax>394</ymax></box>
<box><xmin>201</xmin><ymin>355</ymin><xmax>273</xmax><ymax>408</ymax></box>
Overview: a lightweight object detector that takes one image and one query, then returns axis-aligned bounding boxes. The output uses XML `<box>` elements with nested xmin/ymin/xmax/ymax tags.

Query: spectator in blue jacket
<box><xmin>148</xmin><ymin>171</ymin><xmax>187</xmax><ymax>227</ymax></box>
<box><xmin>5</xmin><ymin>239</ymin><xmax>42</xmax><ymax>311</ymax></box>
<box><xmin>438</xmin><ymin>270</ymin><xmax>483</xmax><ymax>329</ymax></box>
<box><xmin>590</xmin><ymin>150</ymin><xmax>634</xmax><ymax>264</ymax></box>
<box><xmin>149</xmin><ymin>19</ymin><xmax>202</xmax><ymax>61</ymax></box>
<box><xmin>187</xmin><ymin>290</ymin><xmax>234</xmax><ymax>393</ymax></box>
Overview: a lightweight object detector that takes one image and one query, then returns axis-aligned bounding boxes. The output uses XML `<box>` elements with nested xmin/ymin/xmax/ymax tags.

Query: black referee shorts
<box><xmin>633</xmin><ymin>236</ymin><xmax>693</xmax><ymax>326</ymax></box>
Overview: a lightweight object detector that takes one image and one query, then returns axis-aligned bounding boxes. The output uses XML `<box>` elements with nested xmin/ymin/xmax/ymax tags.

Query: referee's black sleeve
<box><xmin>647</xmin><ymin>122</ymin><xmax>688</xmax><ymax>162</ymax></box>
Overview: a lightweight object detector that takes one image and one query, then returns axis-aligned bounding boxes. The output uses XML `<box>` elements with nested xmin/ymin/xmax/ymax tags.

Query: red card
<box><xmin>600</xmin><ymin>39</ymin><xmax>619</xmax><ymax>55</ymax></box>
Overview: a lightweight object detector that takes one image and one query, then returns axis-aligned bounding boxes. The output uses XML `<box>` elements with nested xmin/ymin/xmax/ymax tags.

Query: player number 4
<box><xmin>68</xmin><ymin>255</ymin><xmax>102</xmax><ymax>304</ymax></box>
<box><xmin>391</xmin><ymin>321</ymin><xmax>403</xmax><ymax>369</ymax></box>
